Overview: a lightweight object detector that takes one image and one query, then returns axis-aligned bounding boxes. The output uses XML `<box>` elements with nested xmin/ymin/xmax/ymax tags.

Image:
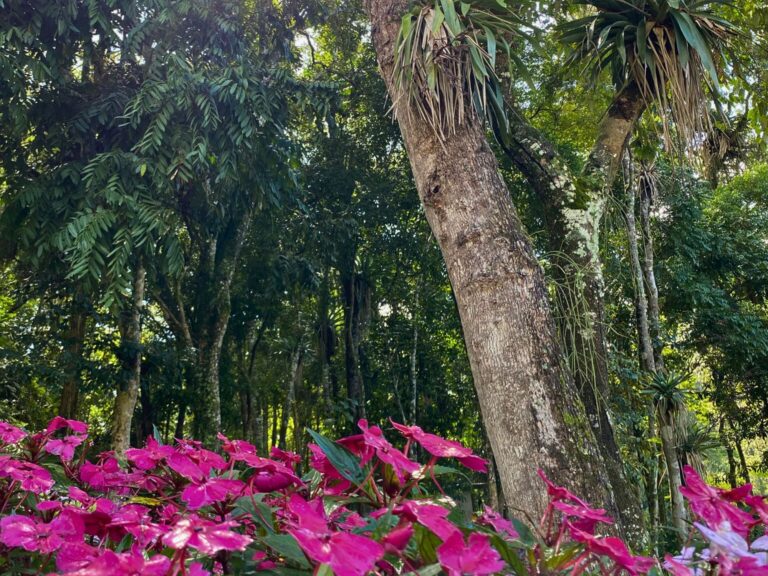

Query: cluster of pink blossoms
<box><xmin>0</xmin><ymin>416</ymin><xmax>766</xmax><ymax>575</ymax></box>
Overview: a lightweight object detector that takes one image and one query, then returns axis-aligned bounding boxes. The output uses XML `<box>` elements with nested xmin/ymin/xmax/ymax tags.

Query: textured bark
<box><xmin>112</xmin><ymin>263</ymin><xmax>147</xmax><ymax>455</ymax></box>
<box><xmin>58</xmin><ymin>306</ymin><xmax>86</xmax><ymax>419</ymax></box>
<box><xmin>504</xmin><ymin>101</ymin><xmax>645</xmax><ymax>541</ymax></box>
<box><xmin>366</xmin><ymin>0</ymin><xmax>616</xmax><ymax>524</ymax></box>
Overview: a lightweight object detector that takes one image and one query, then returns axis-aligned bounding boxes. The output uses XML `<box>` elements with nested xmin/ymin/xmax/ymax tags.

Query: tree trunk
<box><xmin>639</xmin><ymin>181</ymin><xmax>664</xmax><ymax>371</ymax></box>
<box><xmin>624</xmin><ymin>160</ymin><xmax>659</xmax><ymax>539</ymax></box>
<box><xmin>112</xmin><ymin>263</ymin><xmax>147</xmax><ymax>456</ymax></box>
<box><xmin>279</xmin><ymin>344</ymin><xmax>303</xmax><ymax>449</ymax></box>
<box><xmin>625</xmin><ymin>161</ymin><xmax>655</xmax><ymax>374</ymax></box>
<box><xmin>659</xmin><ymin>421</ymin><xmax>687</xmax><ymax>538</ymax></box>
<box><xmin>735</xmin><ymin>432</ymin><xmax>751</xmax><ymax>484</ymax></box>
<box><xmin>341</xmin><ymin>268</ymin><xmax>368</xmax><ymax>423</ymax></box>
<box><xmin>720</xmin><ymin>418</ymin><xmax>738</xmax><ymax>488</ymax></box>
<box><xmin>366</xmin><ymin>0</ymin><xmax>617</xmax><ymax>528</ymax></box>
<box><xmin>59</xmin><ymin>305</ymin><xmax>86</xmax><ymax>419</ymax></box>
<box><xmin>504</xmin><ymin>99</ymin><xmax>646</xmax><ymax>541</ymax></box>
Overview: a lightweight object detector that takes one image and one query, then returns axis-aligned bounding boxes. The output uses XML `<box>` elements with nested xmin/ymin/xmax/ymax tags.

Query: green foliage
<box><xmin>392</xmin><ymin>0</ymin><xmax>529</xmax><ymax>141</ymax></box>
<box><xmin>559</xmin><ymin>0</ymin><xmax>736</xmax><ymax>146</ymax></box>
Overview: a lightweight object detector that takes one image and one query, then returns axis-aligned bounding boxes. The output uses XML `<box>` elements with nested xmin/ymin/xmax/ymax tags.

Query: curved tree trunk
<box><xmin>112</xmin><ymin>262</ymin><xmax>147</xmax><ymax>456</ymax></box>
<box><xmin>366</xmin><ymin>0</ymin><xmax>617</xmax><ymax>525</ymax></box>
<box><xmin>504</xmin><ymin>97</ymin><xmax>646</xmax><ymax>540</ymax></box>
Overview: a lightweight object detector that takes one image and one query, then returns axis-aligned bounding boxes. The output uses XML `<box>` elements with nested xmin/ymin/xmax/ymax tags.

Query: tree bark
<box><xmin>659</xmin><ymin>420</ymin><xmax>687</xmax><ymax>538</ymax></box>
<box><xmin>639</xmin><ymin>181</ymin><xmax>664</xmax><ymax>372</ymax></box>
<box><xmin>59</xmin><ymin>303</ymin><xmax>86</xmax><ymax>419</ymax></box>
<box><xmin>624</xmin><ymin>160</ymin><xmax>659</xmax><ymax>539</ymax></box>
<box><xmin>366</xmin><ymin>0</ymin><xmax>617</xmax><ymax>527</ymax></box>
<box><xmin>112</xmin><ymin>263</ymin><xmax>147</xmax><ymax>456</ymax></box>
<box><xmin>503</xmin><ymin>100</ymin><xmax>646</xmax><ymax>541</ymax></box>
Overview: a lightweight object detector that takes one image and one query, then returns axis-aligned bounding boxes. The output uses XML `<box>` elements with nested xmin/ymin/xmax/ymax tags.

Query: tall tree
<box><xmin>365</xmin><ymin>0</ymin><xmax>618</xmax><ymax>527</ymax></box>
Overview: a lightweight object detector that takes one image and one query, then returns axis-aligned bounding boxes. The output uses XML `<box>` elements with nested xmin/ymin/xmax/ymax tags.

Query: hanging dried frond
<box><xmin>559</xmin><ymin>0</ymin><xmax>737</xmax><ymax>151</ymax></box>
<box><xmin>392</xmin><ymin>0</ymin><xmax>528</xmax><ymax>142</ymax></box>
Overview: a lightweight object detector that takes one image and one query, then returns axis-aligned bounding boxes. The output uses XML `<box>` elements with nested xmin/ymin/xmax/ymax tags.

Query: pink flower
<box><xmin>270</xmin><ymin>446</ymin><xmax>301</xmax><ymax>468</ymax></box>
<box><xmin>537</xmin><ymin>469</ymin><xmax>589</xmax><ymax>506</ymax></box>
<box><xmin>189</xmin><ymin>562</ymin><xmax>212</xmax><ymax>576</ymax></box>
<box><xmin>181</xmin><ymin>477</ymin><xmax>245</xmax><ymax>509</ymax></box>
<box><xmin>663</xmin><ymin>554</ymin><xmax>694</xmax><ymax>576</ymax></box>
<box><xmin>242</xmin><ymin>453</ymin><xmax>302</xmax><ymax>492</ymax></box>
<box><xmin>285</xmin><ymin>494</ymin><xmax>384</xmax><ymax>576</ymax></box>
<box><xmin>553</xmin><ymin>500</ymin><xmax>613</xmax><ymax>533</ymax></box>
<box><xmin>0</xmin><ymin>458</ymin><xmax>54</xmax><ymax>493</ymax></box>
<box><xmin>680</xmin><ymin>466</ymin><xmax>755</xmax><ymax>537</ymax></box>
<box><xmin>163</xmin><ymin>515</ymin><xmax>252</xmax><ymax>554</ymax></box>
<box><xmin>45</xmin><ymin>434</ymin><xmax>86</xmax><ymax>461</ymax></box>
<box><xmin>437</xmin><ymin>531</ymin><xmax>505</xmax><ymax>576</ymax></box>
<box><xmin>167</xmin><ymin>452</ymin><xmax>206</xmax><ymax>482</ymax></box>
<box><xmin>79</xmin><ymin>456</ymin><xmax>141</xmax><ymax>490</ymax></box>
<box><xmin>55</xmin><ymin>543</ymin><xmax>101</xmax><ymax>572</ymax></box>
<box><xmin>381</xmin><ymin>524</ymin><xmax>414</xmax><ymax>553</ymax></box>
<box><xmin>0</xmin><ymin>512</ymin><xmax>83</xmax><ymax>554</ymax></box>
<box><xmin>124</xmin><ymin>437</ymin><xmax>174</xmax><ymax>470</ymax></box>
<box><xmin>695</xmin><ymin>522</ymin><xmax>755</xmax><ymax>559</ymax></box>
<box><xmin>358</xmin><ymin>419</ymin><xmax>420</xmax><ymax>482</ymax></box>
<box><xmin>571</xmin><ymin>528</ymin><xmax>655</xmax><ymax>575</ymax></box>
<box><xmin>252</xmin><ymin>551</ymin><xmax>277</xmax><ymax>571</ymax></box>
<box><xmin>397</xmin><ymin>501</ymin><xmax>459</xmax><ymax>541</ymax></box>
<box><xmin>478</xmin><ymin>506</ymin><xmax>519</xmax><ymax>540</ymax></box>
<box><xmin>46</xmin><ymin>416</ymin><xmax>88</xmax><ymax>434</ymax></box>
<box><xmin>217</xmin><ymin>433</ymin><xmax>257</xmax><ymax>461</ymax></box>
<box><xmin>107</xmin><ymin>505</ymin><xmax>167</xmax><ymax>545</ymax></box>
<box><xmin>0</xmin><ymin>422</ymin><xmax>26</xmax><ymax>444</ymax></box>
<box><xmin>60</xmin><ymin>549</ymin><xmax>171</xmax><ymax>576</ymax></box>
<box><xmin>390</xmin><ymin>420</ymin><xmax>488</xmax><ymax>472</ymax></box>
<box><xmin>288</xmin><ymin>529</ymin><xmax>384</xmax><ymax>576</ymax></box>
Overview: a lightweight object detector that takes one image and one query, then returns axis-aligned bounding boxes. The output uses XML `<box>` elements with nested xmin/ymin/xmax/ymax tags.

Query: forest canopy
<box><xmin>1</xmin><ymin>0</ymin><xmax>767</xmax><ymax>562</ymax></box>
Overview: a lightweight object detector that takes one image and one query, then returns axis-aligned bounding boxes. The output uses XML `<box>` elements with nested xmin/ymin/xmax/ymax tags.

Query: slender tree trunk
<box><xmin>59</xmin><ymin>305</ymin><xmax>86</xmax><ymax>419</ymax></box>
<box><xmin>735</xmin><ymin>432</ymin><xmax>751</xmax><ymax>484</ymax></box>
<box><xmin>112</xmin><ymin>263</ymin><xmax>147</xmax><ymax>455</ymax></box>
<box><xmin>659</xmin><ymin>421</ymin><xmax>687</xmax><ymax>537</ymax></box>
<box><xmin>279</xmin><ymin>345</ymin><xmax>303</xmax><ymax>449</ymax></box>
<box><xmin>341</xmin><ymin>269</ymin><xmax>366</xmax><ymax>422</ymax></box>
<box><xmin>410</xmin><ymin>292</ymin><xmax>418</xmax><ymax>423</ymax></box>
<box><xmin>720</xmin><ymin>418</ymin><xmax>738</xmax><ymax>488</ymax></box>
<box><xmin>639</xmin><ymin>181</ymin><xmax>664</xmax><ymax>371</ymax></box>
<box><xmin>624</xmin><ymin>161</ymin><xmax>659</xmax><ymax>539</ymax></box>
<box><xmin>366</xmin><ymin>0</ymin><xmax>618</xmax><ymax>528</ymax></box>
<box><xmin>625</xmin><ymin>161</ymin><xmax>655</xmax><ymax>374</ymax></box>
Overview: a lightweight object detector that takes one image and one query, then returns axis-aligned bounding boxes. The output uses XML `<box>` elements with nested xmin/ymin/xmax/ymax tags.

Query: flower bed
<box><xmin>0</xmin><ymin>417</ymin><xmax>764</xmax><ymax>575</ymax></box>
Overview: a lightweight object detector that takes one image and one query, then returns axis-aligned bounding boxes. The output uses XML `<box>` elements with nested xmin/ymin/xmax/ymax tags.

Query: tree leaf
<box><xmin>306</xmin><ymin>427</ymin><xmax>366</xmax><ymax>485</ymax></box>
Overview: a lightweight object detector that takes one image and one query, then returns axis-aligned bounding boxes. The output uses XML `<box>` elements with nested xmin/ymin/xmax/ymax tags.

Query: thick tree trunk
<box><xmin>341</xmin><ymin>269</ymin><xmax>368</xmax><ymax>423</ymax></box>
<box><xmin>366</xmin><ymin>0</ymin><xmax>617</xmax><ymax>527</ymax></box>
<box><xmin>112</xmin><ymin>263</ymin><xmax>147</xmax><ymax>455</ymax></box>
<box><xmin>59</xmin><ymin>306</ymin><xmax>86</xmax><ymax>419</ymax></box>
